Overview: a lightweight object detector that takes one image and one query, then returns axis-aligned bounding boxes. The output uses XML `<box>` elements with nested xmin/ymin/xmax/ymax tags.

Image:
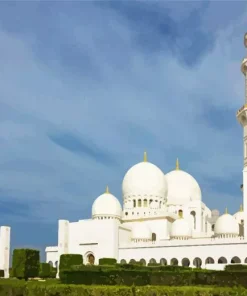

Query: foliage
<box><xmin>59</xmin><ymin>254</ymin><xmax>83</xmax><ymax>275</ymax></box>
<box><xmin>39</xmin><ymin>263</ymin><xmax>51</xmax><ymax>278</ymax></box>
<box><xmin>59</xmin><ymin>266</ymin><xmax>247</xmax><ymax>287</ymax></box>
<box><xmin>98</xmin><ymin>258</ymin><xmax>117</xmax><ymax>265</ymax></box>
<box><xmin>225</xmin><ymin>264</ymin><xmax>247</xmax><ymax>271</ymax></box>
<box><xmin>12</xmin><ymin>249</ymin><xmax>40</xmax><ymax>280</ymax></box>
<box><xmin>0</xmin><ymin>279</ymin><xmax>247</xmax><ymax>296</ymax></box>
<box><xmin>50</xmin><ymin>267</ymin><xmax>57</xmax><ymax>278</ymax></box>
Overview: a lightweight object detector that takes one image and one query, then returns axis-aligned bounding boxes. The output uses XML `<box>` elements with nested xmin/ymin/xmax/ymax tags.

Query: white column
<box><xmin>0</xmin><ymin>226</ymin><xmax>11</xmax><ymax>278</ymax></box>
<box><xmin>56</xmin><ymin>220</ymin><xmax>69</xmax><ymax>278</ymax></box>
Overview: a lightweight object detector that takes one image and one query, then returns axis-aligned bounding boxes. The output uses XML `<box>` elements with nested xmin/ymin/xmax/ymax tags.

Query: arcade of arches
<box><xmin>120</xmin><ymin>255</ymin><xmax>245</xmax><ymax>266</ymax></box>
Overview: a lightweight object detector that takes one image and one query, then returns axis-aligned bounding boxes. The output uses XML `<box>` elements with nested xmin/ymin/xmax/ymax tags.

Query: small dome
<box><xmin>122</xmin><ymin>153</ymin><xmax>168</xmax><ymax>201</ymax></box>
<box><xmin>170</xmin><ymin>218</ymin><xmax>192</xmax><ymax>239</ymax></box>
<box><xmin>92</xmin><ymin>187</ymin><xmax>122</xmax><ymax>219</ymax></box>
<box><xmin>233</xmin><ymin>206</ymin><xmax>244</xmax><ymax>224</ymax></box>
<box><xmin>131</xmin><ymin>222</ymin><xmax>152</xmax><ymax>240</ymax></box>
<box><xmin>165</xmin><ymin>162</ymin><xmax>201</xmax><ymax>205</ymax></box>
<box><xmin>214</xmin><ymin>211</ymin><xmax>239</xmax><ymax>237</ymax></box>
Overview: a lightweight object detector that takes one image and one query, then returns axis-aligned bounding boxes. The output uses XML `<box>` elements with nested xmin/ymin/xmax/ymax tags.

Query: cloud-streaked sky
<box><xmin>0</xmin><ymin>1</ymin><xmax>247</xmax><ymax>260</ymax></box>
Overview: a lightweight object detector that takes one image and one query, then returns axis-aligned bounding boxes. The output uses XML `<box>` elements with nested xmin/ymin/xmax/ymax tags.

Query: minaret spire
<box><xmin>237</xmin><ymin>33</ymin><xmax>247</xmax><ymax>239</ymax></box>
<box><xmin>175</xmin><ymin>158</ymin><xmax>180</xmax><ymax>170</ymax></box>
<box><xmin>105</xmin><ymin>185</ymin><xmax>109</xmax><ymax>194</ymax></box>
<box><xmin>225</xmin><ymin>207</ymin><xmax>228</xmax><ymax>214</ymax></box>
<box><xmin>143</xmin><ymin>151</ymin><xmax>147</xmax><ymax>162</ymax></box>
<box><xmin>240</xmin><ymin>204</ymin><xmax>243</xmax><ymax>212</ymax></box>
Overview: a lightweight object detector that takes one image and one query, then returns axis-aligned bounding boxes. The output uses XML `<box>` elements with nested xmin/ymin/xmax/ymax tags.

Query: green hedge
<box><xmin>59</xmin><ymin>254</ymin><xmax>83</xmax><ymax>273</ymax></box>
<box><xmin>225</xmin><ymin>264</ymin><xmax>247</xmax><ymax>271</ymax></box>
<box><xmin>0</xmin><ymin>270</ymin><xmax>4</xmax><ymax>278</ymax></box>
<box><xmin>50</xmin><ymin>267</ymin><xmax>57</xmax><ymax>278</ymax></box>
<box><xmin>59</xmin><ymin>267</ymin><xmax>247</xmax><ymax>287</ymax></box>
<box><xmin>98</xmin><ymin>258</ymin><xmax>117</xmax><ymax>265</ymax></box>
<box><xmin>12</xmin><ymin>248</ymin><xmax>40</xmax><ymax>280</ymax></box>
<box><xmin>0</xmin><ymin>279</ymin><xmax>247</xmax><ymax>296</ymax></box>
<box><xmin>39</xmin><ymin>263</ymin><xmax>51</xmax><ymax>278</ymax></box>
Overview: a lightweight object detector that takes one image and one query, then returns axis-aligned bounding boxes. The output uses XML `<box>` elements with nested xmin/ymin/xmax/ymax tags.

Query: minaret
<box><xmin>236</xmin><ymin>33</ymin><xmax>247</xmax><ymax>239</ymax></box>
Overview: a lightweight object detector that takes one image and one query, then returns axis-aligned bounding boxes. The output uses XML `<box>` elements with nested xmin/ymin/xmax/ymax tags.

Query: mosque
<box><xmin>1</xmin><ymin>35</ymin><xmax>247</xmax><ymax>279</ymax></box>
<box><xmin>45</xmin><ymin>33</ymin><xmax>247</xmax><ymax>274</ymax></box>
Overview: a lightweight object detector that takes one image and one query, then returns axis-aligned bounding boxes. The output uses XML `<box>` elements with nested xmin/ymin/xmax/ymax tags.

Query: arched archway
<box><xmin>178</xmin><ymin>209</ymin><xmax>183</xmax><ymax>218</ymax></box>
<box><xmin>120</xmin><ymin>259</ymin><xmax>126</xmax><ymax>264</ymax></box>
<box><xmin>231</xmin><ymin>256</ymin><xmax>241</xmax><ymax>264</ymax></box>
<box><xmin>160</xmin><ymin>258</ymin><xmax>167</xmax><ymax>266</ymax></box>
<box><xmin>218</xmin><ymin>257</ymin><xmax>227</xmax><ymax>264</ymax></box>
<box><xmin>193</xmin><ymin>257</ymin><xmax>202</xmax><ymax>268</ymax></box>
<box><xmin>190</xmin><ymin>211</ymin><xmax>196</xmax><ymax>229</ymax></box>
<box><xmin>182</xmin><ymin>258</ymin><xmax>190</xmax><ymax>267</ymax></box>
<box><xmin>149</xmin><ymin>258</ymin><xmax>156</xmax><ymax>264</ymax></box>
<box><xmin>129</xmin><ymin>259</ymin><xmax>136</xmax><ymax>264</ymax></box>
<box><xmin>245</xmin><ymin>258</ymin><xmax>247</xmax><ymax>264</ymax></box>
<box><xmin>140</xmin><ymin>259</ymin><xmax>146</xmax><ymax>266</ymax></box>
<box><xmin>171</xmin><ymin>258</ymin><xmax>178</xmax><ymax>266</ymax></box>
<box><xmin>205</xmin><ymin>257</ymin><xmax>214</xmax><ymax>264</ymax></box>
<box><xmin>87</xmin><ymin>253</ymin><xmax>95</xmax><ymax>265</ymax></box>
<box><xmin>55</xmin><ymin>261</ymin><xmax>58</xmax><ymax>268</ymax></box>
<box><xmin>152</xmin><ymin>233</ymin><xmax>156</xmax><ymax>241</ymax></box>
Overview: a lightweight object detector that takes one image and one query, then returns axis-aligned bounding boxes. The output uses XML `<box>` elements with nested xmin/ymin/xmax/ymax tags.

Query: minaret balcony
<box><xmin>236</xmin><ymin>105</ymin><xmax>247</xmax><ymax>126</ymax></box>
<box><xmin>241</xmin><ymin>58</ymin><xmax>247</xmax><ymax>75</ymax></box>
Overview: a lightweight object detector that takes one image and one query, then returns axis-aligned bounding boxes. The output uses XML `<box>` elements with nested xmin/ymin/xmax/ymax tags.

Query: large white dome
<box><xmin>165</xmin><ymin>162</ymin><xmax>201</xmax><ymax>205</ymax></box>
<box><xmin>214</xmin><ymin>211</ymin><xmax>239</xmax><ymax>237</ymax></box>
<box><xmin>92</xmin><ymin>187</ymin><xmax>122</xmax><ymax>219</ymax></box>
<box><xmin>122</xmin><ymin>153</ymin><xmax>168</xmax><ymax>201</ymax></box>
<box><xmin>170</xmin><ymin>218</ymin><xmax>192</xmax><ymax>239</ymax></box>
<box><xmin>131</xmin><ymin>222</ymin><xmax>152</xmax><ymax>240</ymax></box>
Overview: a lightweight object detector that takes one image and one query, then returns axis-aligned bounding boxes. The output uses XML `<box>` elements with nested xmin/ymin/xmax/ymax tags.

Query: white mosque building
<box><xmin>45</xmin><ymin>34</ymin><xmax>247</xmax><ymax>273</ymax></box>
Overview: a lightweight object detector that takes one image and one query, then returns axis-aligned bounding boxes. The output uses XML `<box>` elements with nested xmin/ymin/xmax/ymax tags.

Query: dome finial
<box><xmin>225</xmin><ymin>207</ymin><xmax>228</xmax><ymax>214</ymax></box>
<box><xmin>105</xmin><ymin>185</ymin><xmax>110</xmax><ymax>194</ymax></box>
<box><xmin>175</xmin><ymin>158</ymin><xmax>180</xmax><ymax>170</ymax></box>
<box><xmin>240</xmin><ymin>204</ymin><xmax>243</xmax><ymax>212</ymax></box>
<box><xmin>143</xmin><ymin>151</ymin><xmax>147</xmax><ymax>162</ymax></box>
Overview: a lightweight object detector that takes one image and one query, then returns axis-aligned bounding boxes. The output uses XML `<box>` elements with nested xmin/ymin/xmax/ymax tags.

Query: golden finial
<box><xmin>225</xmin><ymin>207</ymin><xmax>228</xmax><ymax>214</ymax></box>
<box><xmin>175</xmin><ymin>158</ymin><xmax>180</xmax><ymax>170</ymax></box>
<box><xmin>105</xmin><ymin>186</ymin><xmax>110</xmax><ymax>194</ymax></box>
<box><xmin>240</xmin><ymin>204</ymin><xmax>243</xmax><ymax>212</ymax></box>
<box><xmin>143</xmin><ymin>151</ymin><xmax>147</xmax><ymax>162</ymax></box>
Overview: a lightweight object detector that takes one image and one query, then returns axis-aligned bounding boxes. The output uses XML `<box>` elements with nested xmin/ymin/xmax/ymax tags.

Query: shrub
<box><xmin>225</xmin><ymin>264</ymin><xmax>247</xmax><ymax>271</ymax></box>
<box><xmin>39</xmin><ymin>263</ymin><xmax>51</xmax><ymax>278</ymax></box>
<box><xmin>59</xmin><ymin>267</ymin><xmax>247</xmax><ymax>288</ymax></box>
<box><xmin>147</xmin><ymin>263</ymin><xmax>160</xmax><ymax>267</ymax></box>
<box><xmin>0</xmin><ymin>270</ymin><xmax>4</xmax><ymax>278</ymax></box>
<box><xmin>59</xmin><ymin>254</ymin><xmax>83</xmax><ymax>273</ymax></box>
<box><xmin>50</xmin><ymin>267</ymin><xmax>57</xmax><ymax>278</ymax></box>
<box><xmin>99</xmin><ymin>258</ymin><xmax>117</xmax><ymax>265</ymax></box>
<box><xmin>12</xmin><ymin>248</ymin><xmax>40</xmax><ymax>280</ymax></box>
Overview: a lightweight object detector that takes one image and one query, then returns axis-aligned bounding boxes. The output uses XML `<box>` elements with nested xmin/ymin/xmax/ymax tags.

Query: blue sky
<box><xmin>0</xmin><ymin>1</ymin><xmax>247</xmax><ymax>261</ymax></box>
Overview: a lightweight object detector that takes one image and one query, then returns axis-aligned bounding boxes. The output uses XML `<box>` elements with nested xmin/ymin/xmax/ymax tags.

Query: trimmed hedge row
<box><xmin>98</xmin><ymin>258</ymin><xmax>117</xmax><ymax>265</ymax></box>
<box><xmin>12</xmin><ymin>249</ymin><xmax>40</xmax><ymax>280</ymax></box>
<box><xmin>59</xmin><ymin>254</ymin><xmax>83</xmax><ymax>271</ymax></box>
<box><xmin>0</xmin><ymin>280</ymin><xmax>247</xmax><ymax>296</ymax></box>
<box><xmin>60</xmin><ymin>267</ymin><xmax>247</xmax><ymax>287</ymax></box>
